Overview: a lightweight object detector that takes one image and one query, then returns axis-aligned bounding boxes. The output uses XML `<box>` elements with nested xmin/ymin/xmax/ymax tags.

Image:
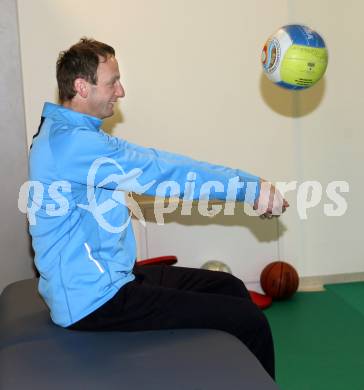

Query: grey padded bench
<box><xmin>0</xmin><ymin>279</ymin><xmax>278</xmax><ymax>390</ymax></box>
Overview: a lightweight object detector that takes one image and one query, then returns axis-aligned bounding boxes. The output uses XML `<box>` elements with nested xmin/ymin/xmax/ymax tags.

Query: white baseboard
<box><xmin>246</xmin><ymin>272</ymin><xmax>364</xmax><ymax>294</ymax></box>
<box><xmin>298</xmin><ymin>272</ymin><xmax>364</xmax><ymax>292</ymax></box>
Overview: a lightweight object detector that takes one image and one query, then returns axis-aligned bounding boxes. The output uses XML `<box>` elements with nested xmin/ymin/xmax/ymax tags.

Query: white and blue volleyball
<box><xmin>261</xmin><ymin>25</ymin><xmax>328</xmax><ymax>90</ymax></box>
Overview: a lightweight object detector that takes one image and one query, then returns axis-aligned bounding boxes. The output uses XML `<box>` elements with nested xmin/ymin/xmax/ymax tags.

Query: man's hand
<box><xmin>253</xmin><ymin>179</ymin><xmax>289</xmax><ymax>219</ymax></box>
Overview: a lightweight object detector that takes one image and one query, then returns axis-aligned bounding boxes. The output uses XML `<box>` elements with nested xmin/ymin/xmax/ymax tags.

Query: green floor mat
<box><xmin>324</xmin><ymin>281</ymin><xmax>364</xmax><ymax>317</ymax></box>
<box><xmin>265</xmin><ymin>290</ymin><xmax>364</xmax><ymax>390</ymax></box>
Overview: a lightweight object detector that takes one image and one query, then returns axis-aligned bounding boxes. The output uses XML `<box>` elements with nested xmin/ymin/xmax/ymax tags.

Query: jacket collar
<box><xmin>42</xmin><ymin>102</ymin><xmax>102</xmax><ymax>131</ymax></box>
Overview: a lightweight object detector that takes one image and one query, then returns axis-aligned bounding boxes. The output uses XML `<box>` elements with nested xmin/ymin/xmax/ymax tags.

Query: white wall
<box><xmin>0</xmin><ymin>0</ymin><xmax>34</xmax><ymax>292</ymax></box>
<box><xmin>16</xmin><ymin>0</ymin><xmax>364</xmax><ymax>283</ymax></box>
<box><xmin>281</xmin><ymin>0</ymin><xmax>364</xmax><ymax>276</ymax></box>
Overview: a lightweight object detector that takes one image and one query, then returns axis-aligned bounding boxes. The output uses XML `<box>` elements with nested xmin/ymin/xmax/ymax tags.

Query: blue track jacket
<box><xmin>28</xmin><ymin>102</ymin><xmax>260</xmax><ymax>327</ymax></box>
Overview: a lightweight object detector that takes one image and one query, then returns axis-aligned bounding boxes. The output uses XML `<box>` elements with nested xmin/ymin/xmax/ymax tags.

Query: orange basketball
<box><xmin>260</xmin><ymin>261</ymin><xmax>299</xmax><ymax>300</ymax></box>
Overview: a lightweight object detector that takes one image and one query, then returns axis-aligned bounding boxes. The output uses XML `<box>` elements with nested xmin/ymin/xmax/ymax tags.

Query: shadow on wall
<box><xmin>140</xmin><ymin>201</ymin><xmax>286</xmax><ymax>243</ymax></box>
<box><xmin>260</xmin><ymin>72</ymin><xmax>326</xmax><ymax>117</ymax></box>
<box><xmin>103</xmin><ymin>108</ymin><xmax>124</xmax><ymax>134</ymax></box>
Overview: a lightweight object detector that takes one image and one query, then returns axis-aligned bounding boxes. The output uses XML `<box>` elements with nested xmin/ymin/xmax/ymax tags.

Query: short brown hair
<box><xmin>56</xmin><ymin>38</ymin><xmax>115</xmax><ymax>103</ymax></box>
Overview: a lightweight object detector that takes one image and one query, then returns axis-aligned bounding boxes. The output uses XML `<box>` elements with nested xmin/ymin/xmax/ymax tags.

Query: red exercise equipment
<box><xmin>249</xmin><ymin>290</ymin><xmax>272</xmax><ymax>310</ymax></box>
<box><xmin>136</xmin><ymin>255</ymin><xmax>178</xmax><ymax>267</ymax></box>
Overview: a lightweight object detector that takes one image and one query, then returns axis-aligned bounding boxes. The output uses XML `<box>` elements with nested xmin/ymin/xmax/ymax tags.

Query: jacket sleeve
<box><xmin>51</xmin><ymin>127</ymin><xmax>260</xmax><ymax>204</ymax></box>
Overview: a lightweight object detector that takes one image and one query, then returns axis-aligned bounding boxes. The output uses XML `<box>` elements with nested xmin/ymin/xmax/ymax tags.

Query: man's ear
<box><xmin>74</xmin><ymin>78</ymin><xmax>89</xmax><ymax>98</ymax></box>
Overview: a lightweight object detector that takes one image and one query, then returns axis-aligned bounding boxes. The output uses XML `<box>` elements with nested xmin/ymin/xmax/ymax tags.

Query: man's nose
<box><xmin>116</xmin><ymin>81</ymin><xmax>125</xmax><ymax>98</ymax></box>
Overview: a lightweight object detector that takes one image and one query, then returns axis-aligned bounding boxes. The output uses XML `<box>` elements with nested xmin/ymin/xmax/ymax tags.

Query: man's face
<box><xmin>87</xmin><ymin>56</ymin><xmax>125</xmax><ymax>119</ymax></box>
